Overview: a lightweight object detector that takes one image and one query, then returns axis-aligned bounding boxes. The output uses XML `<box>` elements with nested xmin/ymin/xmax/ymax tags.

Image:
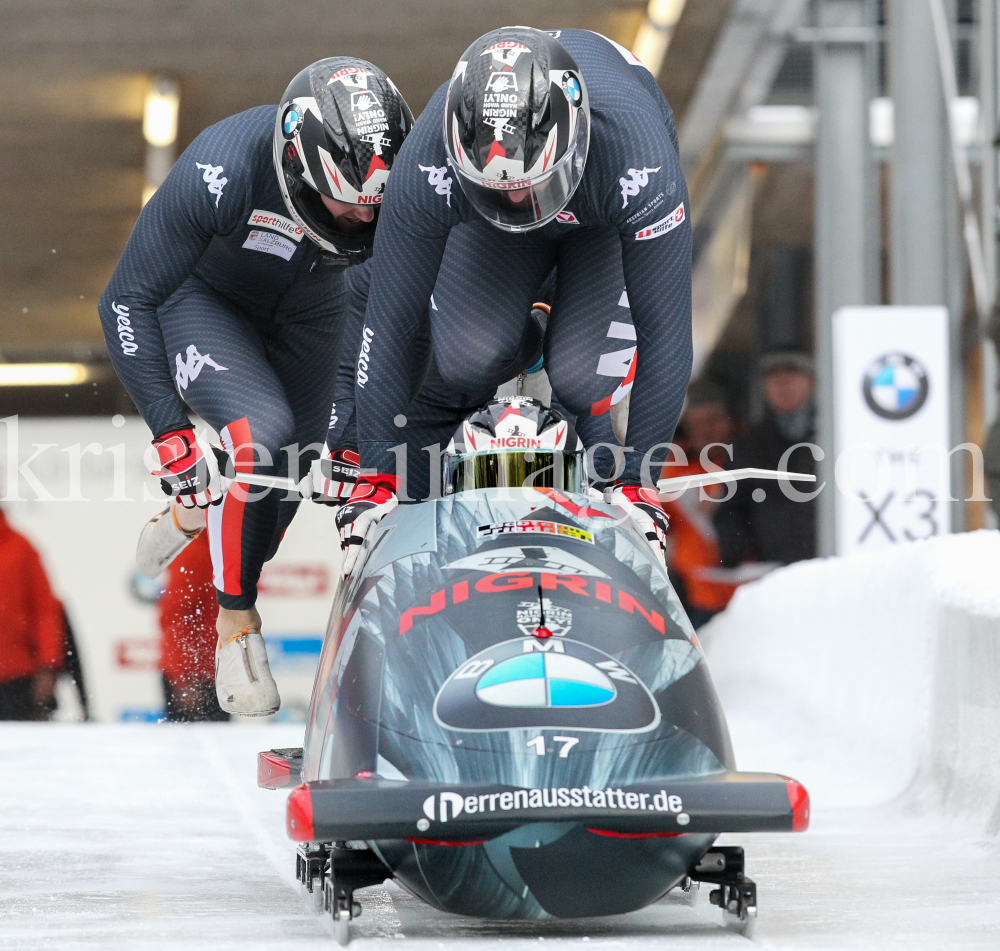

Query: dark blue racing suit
<box><xmin>99</xmin><ymin>106</ymin><xmax>348</xmax><ymax>609</ymax></box>
<box><xmin>355</xmin><ymin>30</ymin><xmax>692</xmax><ymax>488</ymax></box>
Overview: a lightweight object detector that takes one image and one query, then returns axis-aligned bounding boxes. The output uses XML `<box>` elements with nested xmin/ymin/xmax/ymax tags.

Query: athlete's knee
<box><xmin>435</xmin><ymin>346</ymin><xmax>509</xmax><ymax>391</ymax></box>
<box><xmin>546</xmin><ymin>361</ymin><xmax>593</xmax><ymax>418</ymax></box>
<box><xmin>222</xmin><ymin>413</ymin><xmax>295</xmax><ymax>473</ymax></box>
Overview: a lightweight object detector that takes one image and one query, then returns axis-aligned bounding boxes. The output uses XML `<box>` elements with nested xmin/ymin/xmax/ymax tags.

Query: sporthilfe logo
<box><xmin>619</xmin><ymin>166</ymin><xmax>660</xmax><ymax>208</ymax></box>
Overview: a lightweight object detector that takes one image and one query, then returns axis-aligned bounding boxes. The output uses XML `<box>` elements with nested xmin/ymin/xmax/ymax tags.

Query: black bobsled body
<box><xmin>281</xmin><ymin>488</ymin><xmax>808</xmax><ymax>923</ymax></box>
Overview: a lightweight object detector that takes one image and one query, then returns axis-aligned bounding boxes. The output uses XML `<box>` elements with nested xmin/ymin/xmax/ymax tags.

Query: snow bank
<box><xmin>701</xmin><ymin>531</ymin><xmax>1000</xmax><ymax>829</ymax></box>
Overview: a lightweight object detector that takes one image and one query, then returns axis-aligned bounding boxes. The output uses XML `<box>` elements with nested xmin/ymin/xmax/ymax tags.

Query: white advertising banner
<box><xmin>0</xmin><ymin>416</ymin><xmax>341</xmax><ymax>723</ymax></box>
<box><xmin>832</xmin><ymin>306</ymin><xmax>951</xmax><ymax>556</ymax></box>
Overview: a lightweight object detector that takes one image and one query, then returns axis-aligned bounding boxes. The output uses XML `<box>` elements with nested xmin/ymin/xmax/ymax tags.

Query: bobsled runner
<box><xmin>259</xmin><ymin>484</ymin><xmax>808</xmax><ymax>943</ymax></box>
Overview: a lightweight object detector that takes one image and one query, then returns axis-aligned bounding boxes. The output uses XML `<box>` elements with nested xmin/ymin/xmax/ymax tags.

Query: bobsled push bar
<box><xmin>283</xmin><ymin>771</ymin><xmax>811</xmax><ymax>843</ymax></box>
<box><xmin>656</xmin><ymin>468</ymin><xmax>816</xmax><ymax>494</ymax></box>
<box><xmin>222</xmin><ymin>466</ymin><xmax>817</xmax><ymax>499</ymax></box>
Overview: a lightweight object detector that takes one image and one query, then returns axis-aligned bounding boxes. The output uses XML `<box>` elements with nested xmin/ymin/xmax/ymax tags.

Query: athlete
<box><xmin>338</xmin><ymin>27</ymin><xmax>684</xmax><ymax>577</ymax></box>
<box><xmin>314</xmin><ymin>251</ymin><xmax>557</xmax><ymax>507</ymax></box>
<box><xmin>100</xmin><ymin>58</ymin><xmax>412</xmax><ymax>716</ymax></box>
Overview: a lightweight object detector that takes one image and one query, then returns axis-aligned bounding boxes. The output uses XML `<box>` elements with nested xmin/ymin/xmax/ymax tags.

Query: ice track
<box><xmin>2</xmin><ymin>723</ymin><xmax>999</xmax><ymax>950</ymax></box>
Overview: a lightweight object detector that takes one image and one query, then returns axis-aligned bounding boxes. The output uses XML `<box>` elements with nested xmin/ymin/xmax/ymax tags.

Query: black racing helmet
<box><xmin>444</xmin><ymin>27</ymin><xmax>590</xmax><ymax>232</ymax></box>
<box><xmin>442</xmin><ymin>397</ymin><xmax>585</xmax><ymax>495</ymax></box>
<box><xmin>274</xmin><ymin>58</ymin><xmax>413</xmax><ymax>258</ymax></box>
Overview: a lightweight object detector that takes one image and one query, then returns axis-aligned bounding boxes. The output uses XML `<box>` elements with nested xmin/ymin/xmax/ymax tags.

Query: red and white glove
<box><xmin>608</xmin><ymin>483</ymin><xmax>670</xmax><ymax>568</ymax></box>
<box><xmin>303</xmin><ymin>448</ymin><xmax>359</xmax><ymax>506</ymax></box>
<box><xmin>152</xmin><ymin>428</ymin><xmax>230</xmax><ymax>508</ymax></box>
<box><xmin>334</xmin><ymin>475</ymin><xmax>398</xmax><ymax>579</ymax></box>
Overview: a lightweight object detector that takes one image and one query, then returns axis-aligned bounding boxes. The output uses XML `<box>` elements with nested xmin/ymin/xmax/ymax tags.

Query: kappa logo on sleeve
<box><xmin>195</xmin><ymin>163</ymin><xmax>228</xmax><ymax>207</ymax></box>
<box><xmin>634</xmin><ymin>202</ymin><xmax>686</xmax><ymax>241</ymax></box>
<box><xmin>418</xmin><ymin>164</ymin><xmax>452</xmax><ymax>207</ymax></box>
<box><xmin>619</xmin><ymin>166</ymin><xmax>660</xmax><ymax>208</ymax></box>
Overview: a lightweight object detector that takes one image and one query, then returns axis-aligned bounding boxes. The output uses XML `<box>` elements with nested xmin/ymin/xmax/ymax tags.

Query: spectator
<box><xmin>159</xmin><ymin>531</ymin><xmax>228</xmax><ymax>722</ymax></box>
<box><xmin>713</xmin><ymin>351</ymin><xmax>817</xmax><ymax>567</ymax></box>
<box><xmin>661</xmin><ymin>379</ymin><xmax>738</xmax><ymax>628</ymax></box>
<box><xmin>0</xmin><ymin>507</ymin><xmax>64</xmax><ymax>720</ymax></box>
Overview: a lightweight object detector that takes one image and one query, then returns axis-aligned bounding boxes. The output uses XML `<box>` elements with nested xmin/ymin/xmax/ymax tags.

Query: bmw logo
<box><xmin>281</xmin><ymin>104</ymin><xmax>303</xmax><ymax>140</ymax></box>
<box><xmin>562</xmin><ymin>72</ymin><xmax>582</xmax><ymax>106</ymax></box>
<box><xmin>862</xmin><ymin>352</ymin><xmax>929</xmax><ymax>420</ymax></box>
<box><xmin>434</xmin><ymin>638</ymin><xmax>660</xmax><ymax>733</ymax></box>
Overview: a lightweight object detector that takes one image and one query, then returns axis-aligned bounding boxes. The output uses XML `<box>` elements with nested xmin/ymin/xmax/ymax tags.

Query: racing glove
<box><xmin>304</xmin><ymin>448</ymin><xmax>359</xmax><ymax>506</ymax></box>
<box><xmin>335</xmin><ymin>475</ymin><xmax>398</xmax><ymax>579</ymax></box>
<box><xmin>608</xmin><ymin>483</ymin><xmax>670</xmax><ymax>568</ymax></box>
<box><xmin>152</xmin><ymin>428</ymin><xmax>230</xmax><ymax>509</ymax></box>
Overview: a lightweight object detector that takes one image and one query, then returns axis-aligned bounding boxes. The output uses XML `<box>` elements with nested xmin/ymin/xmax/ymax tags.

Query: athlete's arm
<box><xmin>613</xmin><ymin>135</ymin><xmax>693</xmax><ymax>486</ymax></box>
<box><xmin>98</xmin><ymin>126</ymin><xmax>251</xmax><ymax>438</ymax></box>
<box><xmin>354</xmin><ymin>88</ymin><xmax>459</xmax><ymax>478</ymax></box>
<box><xmin>326</xmin><ymin>261</ymin><xmax>372</xmax><ymax>452</ymax></box>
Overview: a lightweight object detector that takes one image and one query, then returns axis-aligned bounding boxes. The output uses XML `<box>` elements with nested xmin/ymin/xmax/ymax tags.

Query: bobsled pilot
<box><xmin>101</xmin><ymin>59</ymin><xmax>413</xmax><ymax>716</ymax></box>
<box><xmin>311</xmin><ymin>254</ymin><xmax>604</xmax><ymax>507</ymax></box>
<box><xmin>340</xmin><ymin>27</ymin><xmax>686</xmax><ymax>577</ymax></box>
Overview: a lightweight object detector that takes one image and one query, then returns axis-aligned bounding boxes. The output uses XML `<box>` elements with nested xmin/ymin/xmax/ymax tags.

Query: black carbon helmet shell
<box><xmin>444</xmin><ymin>27</ymin><xmax>590</xmax><ymax>232</ymax></box>
<box><xmin>274</xmin><ymin>58</ymin><xmax>413</xmax><ymax>258</ymax></box>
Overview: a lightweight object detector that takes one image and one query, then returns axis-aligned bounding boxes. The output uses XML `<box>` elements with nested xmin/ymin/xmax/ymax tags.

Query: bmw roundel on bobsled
<box><xmin>257</xmin><ymin>398</ymin><xmax>810</xmax><ymax>944</ymax></box>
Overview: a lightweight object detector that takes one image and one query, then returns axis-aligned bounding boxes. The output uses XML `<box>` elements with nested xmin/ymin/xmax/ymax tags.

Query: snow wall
<box><xmin>701</xmin><ymin>530</ymin><xmax>1000</xmax><ymax>833</ymax></box>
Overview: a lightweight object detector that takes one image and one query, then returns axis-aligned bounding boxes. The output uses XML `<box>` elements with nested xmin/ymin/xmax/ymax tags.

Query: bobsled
<box><xmin>259</xmin><ymin>484</ymin><xmax>809</xmax><ymax>943</ymax></box>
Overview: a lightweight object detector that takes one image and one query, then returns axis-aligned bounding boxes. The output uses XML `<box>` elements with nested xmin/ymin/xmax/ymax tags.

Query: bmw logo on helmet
<box><xmin>862</xmin><ymin>352</ymin><xmax>929</xmax><ymax>420</ymax></box>
<box><xmin>281</xmin><ymin>104</ymin><xmax>304</xmax><ymax>140</ymax></box>
<box><xmin>562</xmin><ymin>71</ymin><xmax>582</xmax><ymax>105</ymax></box>
<box><xmin>434</xmin><ymin>638</ymin><xmax>660</xmax><ymax>733</ymax></box>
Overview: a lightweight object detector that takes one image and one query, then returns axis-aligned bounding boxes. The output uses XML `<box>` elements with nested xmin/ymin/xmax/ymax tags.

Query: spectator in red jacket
<box><xmin>0</xmin><ymin>509</ymin><xmax>64</xmax><ymax>720</ymax></box>
<box><xmin>661</xmin><ymin>380</ymin><xmax>737</xmax><ymax>628</ymax></box>
<box><xmin>159</xmin><ymin>530</ymin><xmax>228</xmax><ymax>722</ymax></box>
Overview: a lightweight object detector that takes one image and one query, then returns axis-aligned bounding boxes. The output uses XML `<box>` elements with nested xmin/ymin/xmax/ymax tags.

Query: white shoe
<box><xmin>136</xmin><ymin>506</ymin><xmax>201</xmax><ymax>579</ymax></box>
<box><xmin>215</xmin><ymin>629</ymin><xmax>280</xmax><ymax>717</ymax></box>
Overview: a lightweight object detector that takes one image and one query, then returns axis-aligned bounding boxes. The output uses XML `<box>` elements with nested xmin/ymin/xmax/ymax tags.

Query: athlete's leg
<box><xmin>259</xmin><ymin>310</ymin><xmax>344</xmax><ymax>558</ymax></box>
<box><xmin>429</xmin><ymin>219</ymin><xmax>555</xmax><ymax>393</ymax></box>
<box><xmin>546</xmin><ymin>228</ymin><xmax>637</xmax><ymax>485</ymax></box>
<box><xmin>158</xmin><ymin>279</ymin><xmax>297</xmax><ymax>611</ymax></box>
<box><xmin>399</xmin><ymin>357</ymin><xmax>495</xmax><ymax>502</ymax></box>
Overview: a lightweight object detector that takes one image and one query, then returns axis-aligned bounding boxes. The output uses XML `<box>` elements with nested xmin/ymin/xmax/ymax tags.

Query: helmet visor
<box><xmin>452</xmin><ymin>111</ymin><xmax>589</xmax><ymax>233</ymax></box>
<box><xmin>444</xmin><ymin>450</ymin><xmax>583</xmax><ymax>494</ymax></box>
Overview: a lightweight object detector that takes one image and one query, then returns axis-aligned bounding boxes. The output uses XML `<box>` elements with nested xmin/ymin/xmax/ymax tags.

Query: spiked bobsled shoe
<box><xmin>215</xmin><ymin>629</ymin><xmax>280</xmax><ymax>717</ymax></box>
<box><xmin>136</xmin><ymin>505</ymin><xmax>202</xmax><ymax>579</ymax></box>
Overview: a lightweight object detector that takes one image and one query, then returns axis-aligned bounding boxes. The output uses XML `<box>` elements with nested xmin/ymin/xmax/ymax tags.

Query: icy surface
<box><xmin>0</xmin><ymin>721</ymin><xmax>997</xmax><ymax>949</ymax></box>
<box><xmin>4</xmin><ymin>533</ymin><xmax>1000</xmax><ymax>947</ymax></box>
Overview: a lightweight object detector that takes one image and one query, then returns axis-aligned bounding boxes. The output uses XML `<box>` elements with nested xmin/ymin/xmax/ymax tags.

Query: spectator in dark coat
<box><xmin>713</xmin><ymin>351</ymin><xmax>817</xmax><ymax>567</ymax></box>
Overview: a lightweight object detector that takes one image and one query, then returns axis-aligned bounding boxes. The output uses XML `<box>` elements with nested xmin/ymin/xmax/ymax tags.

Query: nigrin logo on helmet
<box><xmin>328</xmin><ymin>66</ymin><xmax>370</xmax><ymax>88</ymax></box>
<box><xmin>481</xmin><ymin>41</ymin><xmax>531</xmax><ymax>68</ymax></box>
